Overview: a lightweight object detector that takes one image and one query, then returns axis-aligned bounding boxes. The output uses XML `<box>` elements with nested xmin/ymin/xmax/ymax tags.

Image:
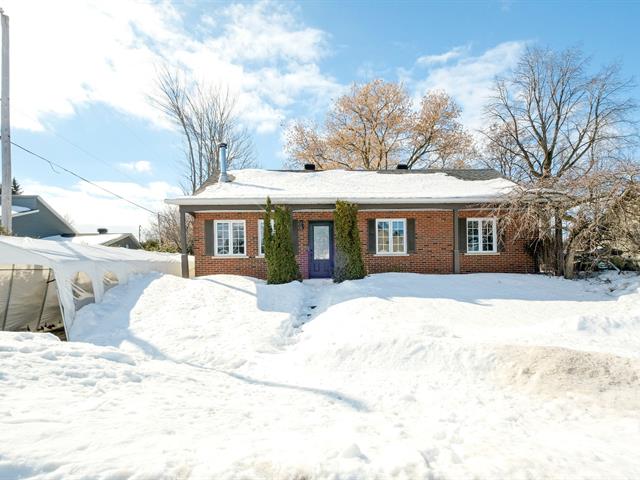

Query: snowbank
<box><xmin>1</xmin><ymin>272</ymin><xmax>640</xmax><ymax>479</ymax></box>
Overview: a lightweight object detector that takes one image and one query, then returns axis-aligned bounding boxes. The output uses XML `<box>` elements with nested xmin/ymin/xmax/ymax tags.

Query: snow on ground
<box><xmin>1</xmin><ymin>272</ymin><xmax>640</xmax><ymax>479</ymax></box>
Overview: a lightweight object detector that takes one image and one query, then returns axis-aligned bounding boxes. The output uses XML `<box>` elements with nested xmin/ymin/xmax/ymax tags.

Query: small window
<box><xmin>376</xmin><ymin>219</ymin><xmax>406</xmax><ymax>254</ymax></box>
<box><xmin>72</xmin><ymin>271</ymin><xmax>95</xmax><ymax>311</ymax></box>
<box><xmin>103</xmin><ymin>272</ymin><xmax>119</xmax><ymax>292</ymax></box>
<box><xmin>467</xmin><ymin>218</ymin><xmax>497</xmax><ymax>253</ymax></box>
<box><xmin>214</xmin><ymin>220</ymin><xmax>246</xmax><ymax>256</ymax></box>
<box><xmin>257</xmin><ymin>219</ymin><xmax>275</xmax><ymax>257</ymax></box>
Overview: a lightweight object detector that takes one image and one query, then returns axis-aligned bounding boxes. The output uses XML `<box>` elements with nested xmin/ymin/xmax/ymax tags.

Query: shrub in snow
<box><xmin>333</xmin><ymin>200</ymin><xmax>366</xmax><ymax>282</ymax></box>
<box><xmin>265</xmin><ymin>200</ymin><xmax>300</xmax><ymax>284</ymax></box>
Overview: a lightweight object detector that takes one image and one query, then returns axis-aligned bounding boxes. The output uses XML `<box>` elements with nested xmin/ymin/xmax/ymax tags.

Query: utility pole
<box><xmin>0</xmin><ymin>9</ymin><xmax>10</xmax><ymax>234</ymax></box>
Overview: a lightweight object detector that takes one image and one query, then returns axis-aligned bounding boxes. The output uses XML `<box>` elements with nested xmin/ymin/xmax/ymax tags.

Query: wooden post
<box><xmin>1</xmin><ymin>264</ymin><xmax>14</xmax><ymax>330</ymax></box>
<box><xmin>0</xmin><ymin>10</ymin><xmax>10</xmax><ymax>234</ymax></box>
<box><xmin>453</xmin><ymin>209</ymin><xmax>460</xmax><ymax>274</ymax></box>
<box><xmin>554</xmin><ymin>208</ymin><xmax>564</xmax><ymax>277</ymax></box>
<box><xmin>179</xmin><ymin>206</ymin><xmax>189</xmax><ymax>278</ymax></box>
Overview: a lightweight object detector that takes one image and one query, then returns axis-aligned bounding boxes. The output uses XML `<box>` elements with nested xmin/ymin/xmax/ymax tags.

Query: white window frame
<box><xmin>257</xmin><ymin>219</ymin><xmax>275</xmax><ymax>257</ymax></box>
<box><xmin>466</xmin><ymin>217</ymin><xmax>497</xmax><ymax>254</ymax></box>
<box><xmin>214</xmin><ymin>220</ymin><xmax>246</xmax><ymax>257</ymax></box>
<box><xmin>375</xmin><ymin>218</ymin><xmax>407</xmax><ymax>255</ymax></box>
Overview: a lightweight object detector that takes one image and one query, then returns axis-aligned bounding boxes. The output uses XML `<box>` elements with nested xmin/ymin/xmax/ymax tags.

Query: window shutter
<box><xmin>457</xmin><ymin>218</ymin><xmax>467</xmax><ymax>253</ymax></box>
<box><xmin>204</xmin><ymin>220</ymin><xmax>214</xmax><ymax>256</ymax></box>
<box><xmin>407</xmin><ymin>218</ymin><xmax>416</xmax><ymax>253</ymax></box>
<box><xmin>367</xmin><ymin>219</ymin><xmax>376</xmax><ymax>253</ymax></box>
<box><xmin>291</xmin><ymin>219</ymin><xmax>300</xmax><ymax>255</ymax></box>
<box><xmin>497</xmin><ymin>218</ymin><xmax>506</xmax><ymax>252</ymax></box>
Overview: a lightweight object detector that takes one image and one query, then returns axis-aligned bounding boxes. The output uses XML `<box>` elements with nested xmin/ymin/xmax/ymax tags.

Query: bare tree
<box><xmin>151</xmin><ymin>68</ymin><xmax>256</xmax><ymax>194</ymax></box>
<box><xmin>484</xmin><ymin>46</ymin><xmax>638</xmax><ymax>276</ymax></box>
<box><xmin>285</xmin><ymin>80</ymin><xmax>474</xmax><ymax>170</ymax></box>
<box><xmin>143</xmin><ymin>205</ymin><xmax>193</xmax><ymax>254</ymax></box>
<box><xmin>481</xmin><ymin>123</ymin><xmax>530</xmax><ymax>182</ymax></box>
<box><xmin>406</xmin><ymin>91</ymin><xmax>476</xmax><ymax>169</ymax></box>
<box><xmin>485</xmin><ymin>47</ymin><xmax>636</xmax><ymax>184</ymax></box>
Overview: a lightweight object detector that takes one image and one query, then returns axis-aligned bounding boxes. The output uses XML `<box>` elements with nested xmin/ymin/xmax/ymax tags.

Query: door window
<box><xmin>313</xmin><ymin>225</ymin><xmax>330</xmax><ymax>260</ymax></box>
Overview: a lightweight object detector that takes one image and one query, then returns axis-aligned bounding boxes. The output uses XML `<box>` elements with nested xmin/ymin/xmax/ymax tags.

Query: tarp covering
<box><xmin>0</xmin><ymin>236</ymin><xmax>183</xmax><ymax>338</ymax></box>
<box><xmin>0</xmin><ymin>265</ymin><xmax>62</xmax><ymax>332</ymax></box>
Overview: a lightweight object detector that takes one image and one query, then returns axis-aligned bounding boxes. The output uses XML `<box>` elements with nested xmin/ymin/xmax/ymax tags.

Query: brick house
<box><xmin>167</xmin><ymin>152</ymin><xmax>535</xmax><ymax>279</ymax></box>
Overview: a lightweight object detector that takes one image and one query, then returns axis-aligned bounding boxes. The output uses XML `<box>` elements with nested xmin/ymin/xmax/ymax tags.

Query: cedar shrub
<box><xmin>263</xmin><ymin>198</ymin><xmax>300</xmax><ymax>284</ymax></box>
<box><xmin>333</xmin><ymin>200</ymin><xmax>366</xmax><ymax>282</ymax></box>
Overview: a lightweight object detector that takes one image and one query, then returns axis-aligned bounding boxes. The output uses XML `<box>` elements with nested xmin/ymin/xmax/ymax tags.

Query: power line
<box><xmin>11</xmin><ymin>141</ymin><xmax>159</xmax><ymax>215</ymax></box>
<box><xmin>7</xmin><ymin>103</ymin><xmax>148</xmax><ymax>185</ymax></box>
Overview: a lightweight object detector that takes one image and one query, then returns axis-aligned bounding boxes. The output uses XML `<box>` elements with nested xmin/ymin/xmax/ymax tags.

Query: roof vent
<box><xmin>97</xmin><ymin>228</ymin><xmax>108</xmax><ymax>234</ymax></box>
<box><xmin>304</xmin><ymin>164</ymin><xmax>316</xmax><ymax>171</ymax></box>
<box><xmin>396</xmin><ymin>164</ymin><xmax>409</xmax><ymax>170</ymax></box>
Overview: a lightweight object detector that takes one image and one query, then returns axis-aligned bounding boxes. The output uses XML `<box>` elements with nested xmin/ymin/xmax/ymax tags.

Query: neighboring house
<box><xmin>45</xmin><ymin>230</ymin><xmax>142</xmax><ymax>249</ymax></box>
<box><xmin>2</xmin><ymin>195</ymin><xmax>140</xmax><ymax>249</ymax></box>
<box><xmin>1</xmin><ymin>195</ymin><xmax>76</xmax><ymax>238</ymax></box>
<box><xmin>167</xmin><ymin>156</ymin><xmax>536</xmax><ymax>280</ymax></box>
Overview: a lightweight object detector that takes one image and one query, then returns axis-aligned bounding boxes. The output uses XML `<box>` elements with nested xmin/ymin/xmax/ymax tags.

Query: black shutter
<box><xmin>291</xmin><ymin>220</ymin><xmax>300</xmax><ymax>255</ymax></box>
<box><xmin>457</xmin><ymin>217</ymin><xmax>467</xmax><ymax>253</ymax></box>
<box><xmin>407</xmin><ymin>218</ymin><xmax>416</xmax><ymax>253</ymax></box>
<box><xmin>367</xmin><ymin>219</ymin><xmax>376</xmax><ymax>253</ymax></box>
<box><xmin>204</xmin><ymin>220</ymin><xmax>214</xmax><ymax>256</ymax></box>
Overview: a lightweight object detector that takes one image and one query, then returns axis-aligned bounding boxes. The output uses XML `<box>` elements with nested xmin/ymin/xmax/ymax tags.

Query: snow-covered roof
<box><xmin>44</xmin><ymin>233</ymin><xmax>133</xmax><ymax>247</ymax></box>
<box><xmin>0</xmin><ymin>203</ymin><xmax>38</xmax><ymax>217</ymax></box>
<box><xmin>166</xmin><ymin>168</ymin><xmax>518</xmax><ymax>206</ymax></box>
<box><xmin>0</xmin><ymin>236</ymin><xmax>183</xmax><ymax>333</ymax></box>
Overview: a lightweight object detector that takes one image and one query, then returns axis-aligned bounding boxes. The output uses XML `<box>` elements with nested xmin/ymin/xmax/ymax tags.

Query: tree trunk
<box><xmin>554</xmin><ymin>209</ymin><xmax>564</xmax><ymax>277</ymax></box>
<box><xmin>564</xmin><ymin>247</ymin><xmax>575</xmax><ymax>279</ymax></box>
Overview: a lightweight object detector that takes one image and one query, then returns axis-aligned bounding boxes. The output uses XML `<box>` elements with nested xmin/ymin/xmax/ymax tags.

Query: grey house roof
<box><xmin>1</xmin><ymin>195</ymin><xmax>76</xmax><ymax>238</ymax></box>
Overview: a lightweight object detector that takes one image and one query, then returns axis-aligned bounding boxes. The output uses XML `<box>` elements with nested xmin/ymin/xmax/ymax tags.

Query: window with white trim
<box><xmin>214</xmin><ymin>220</ymin><xmax>246</xmax><ymax>256</ymax></box>
<box><xmin>257</xmin><ymin>219</ymin><xmax>275</xmax><ymax>256</ymax></box>
<box><xmin>376</xmin><ymin>219</ymin><xmax>407</xmax><ymax>254</ymax></box>
<box><xmin>466</xmin><ymin>218</ymin><xmax>497</xmax><ymax>253</ymax></box>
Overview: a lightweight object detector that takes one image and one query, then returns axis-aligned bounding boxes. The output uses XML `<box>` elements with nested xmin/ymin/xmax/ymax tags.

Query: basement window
<box><xmin>376</xmin><ymin>219</ymin><xmax>407</xmax><ymax>254</ymax></box>
<box><xmin>214</xmin><ymin>220</ymin><xmax>246</xmax><ymax>256</ymax></box>
<box><xmin>466</xmin><ymin>218</ymin><xmax>497</xmax><ymax>253</ymax></box>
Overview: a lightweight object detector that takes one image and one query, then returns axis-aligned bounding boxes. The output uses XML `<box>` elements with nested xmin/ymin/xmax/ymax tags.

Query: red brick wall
<box><xmin>193</xmin><ymin>208</ymin><xmax>535</xmax><ymax>279</ymax></box>
<box><xmin>359</xmin><ymin>210</ymin><xmax>453</xmax><ymax>275</ymax></box>
<box><xmin>458</xmin><ymin>210</ymin><xmax>536</xmax><ymax>274</ymax></box>
<box><xmin>193</xmin><ymin>211</ymin><xmax>268</xmax><ymax>278</ymax></box>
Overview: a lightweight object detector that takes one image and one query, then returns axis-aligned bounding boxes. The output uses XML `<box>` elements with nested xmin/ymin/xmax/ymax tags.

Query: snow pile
<box><xmin>70</xmin><ymin>274</ymin><xmax>306</xmax><ymax>368</ymax></box>
<box><xmin>167</xmin><ymin>168</ymin><xmax>517</xmax><ymax>205</ymax></box>
<box><xmin>2</xmin><ymin>272</ymin><xmax>640</xmax><ymax>478</ymax></box>
<box><xmin>44</xmin><ymin>233</ymin><xmax>129</xmax><ymax>247</ymax></box>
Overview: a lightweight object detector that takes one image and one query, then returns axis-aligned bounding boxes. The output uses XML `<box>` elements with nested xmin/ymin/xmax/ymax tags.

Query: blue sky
<box><xmin>7</xmin><ymin>0</ymin><xmax>639</xmax><ymax>235</ymax></box>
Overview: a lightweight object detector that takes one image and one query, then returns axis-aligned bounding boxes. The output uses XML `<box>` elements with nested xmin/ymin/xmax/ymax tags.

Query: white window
<box><xmin>214</xmin><ymin>220</ymin><xmax>246</xmax><ymax>256</ymax></box>
<box><xmin>466</xmin><ymin>218</ymin><xmax>497</xmax><ymax>253</ymax></box>
<box><xmin>376</xmin><ymin>219</ymin><xmax>406</xmax><ymax>254</ymax></box>
<box><xmin>257</xmin><ymin>219</ymin><xmax>275</xmax><ymax>256</ymax></box>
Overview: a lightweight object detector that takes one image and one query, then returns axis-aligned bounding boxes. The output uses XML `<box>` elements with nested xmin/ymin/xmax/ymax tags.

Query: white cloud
<box><xmin>119</xmin><ymin>161</ymin><xmax>153</xmax><ymax>173</ymax></box>
<box><xmin>416</xmin><ymin>45</ymin><xmax>470</xmax><ymax>66</ymax></box>
<box><xmin>22</xmin><ymin>178</ymin><xmax>181</xmax><ymax>235</ymax></box>
<box><xmin>4</xmin><ymin>0</ymin><xmax>339</xmax><ymax>134</ymax></box>
<box><xmin>412</xmin><ymin>41</ymin><xmax>527</xmax><ymax>132</ymax></box>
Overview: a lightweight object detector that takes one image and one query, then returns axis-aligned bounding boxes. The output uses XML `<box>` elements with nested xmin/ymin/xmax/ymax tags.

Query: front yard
<box><xmin>1</xmin><ymin>272</ymin><xmax>639</xmax><ymax>479</ymax></box>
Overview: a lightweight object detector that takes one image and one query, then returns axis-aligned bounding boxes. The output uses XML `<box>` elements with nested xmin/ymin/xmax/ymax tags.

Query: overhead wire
<box><xmin>11</xmin><ymin>141</ymin><xmax>159</xmax><ymax>215</ymax></box>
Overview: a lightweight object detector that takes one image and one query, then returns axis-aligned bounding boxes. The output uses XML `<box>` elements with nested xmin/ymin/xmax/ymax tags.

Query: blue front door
<box><xmin>309</xmin><ymin>221</ymin><xmax>334</xmax><ymax>278</ymax></box>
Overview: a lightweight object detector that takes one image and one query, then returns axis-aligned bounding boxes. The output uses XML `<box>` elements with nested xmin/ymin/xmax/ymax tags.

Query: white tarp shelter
<box><xmin>0</xmin><ymin>236</ymin><xmax>183</xmax><ymax>339</ymax></box>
